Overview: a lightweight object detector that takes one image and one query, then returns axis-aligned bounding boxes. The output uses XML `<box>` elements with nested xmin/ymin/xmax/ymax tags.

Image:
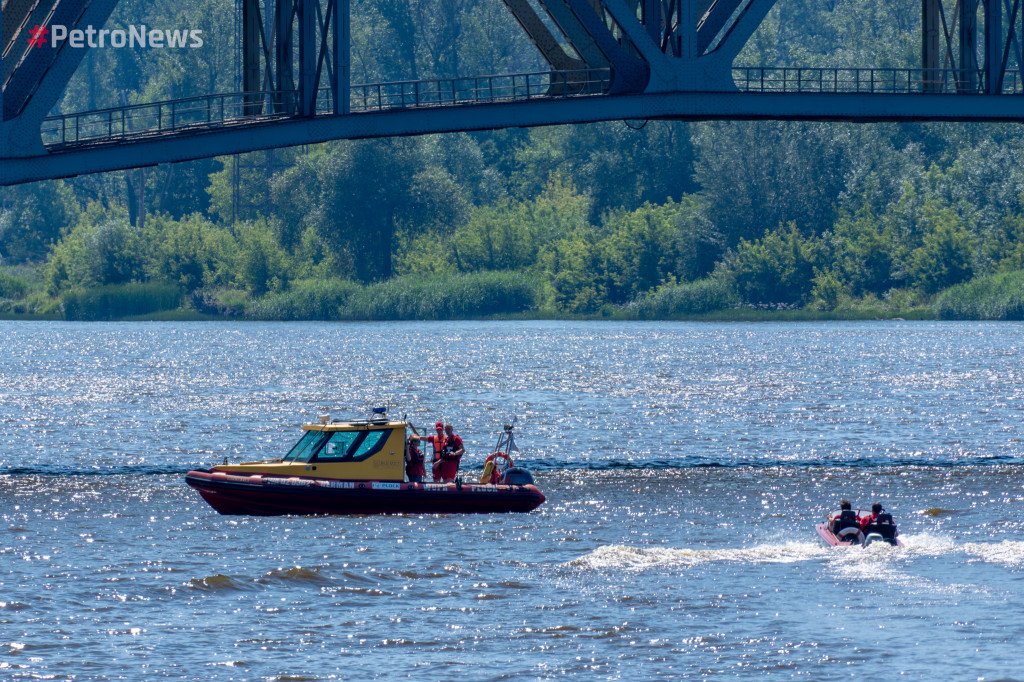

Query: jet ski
<box><xmin>816</xmin><ymin>508</ymin><xmax>901</xmax><ymax>547</ymax></box>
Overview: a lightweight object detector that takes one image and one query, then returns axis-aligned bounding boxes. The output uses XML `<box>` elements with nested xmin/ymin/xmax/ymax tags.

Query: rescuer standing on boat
<box><xmin>439</xmin><ymin>423</ymin><xmax>465</xmax><ymax>482</ymax></box>
<box><xmin>414</xmin><ymin>421</ymin><xmax>447</xmax><ymax>481</ymax></box>
<box><xmin>405</xmin><ymin>434</ymin><xmax>425</xmax><ymax>483</ymax></box>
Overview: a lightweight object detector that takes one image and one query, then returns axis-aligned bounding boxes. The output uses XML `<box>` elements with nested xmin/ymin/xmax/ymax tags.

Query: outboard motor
<box><xmin>862</xmin><ymin>512</ymin><xmax>897</xmax><ymax>546</ymax></box>
<box><xmin>863</xmin><ymin>532</ymin><xmax>882</xmax><ymax>547</ymax></box>
<box><xmin>499</xmin><ymin>467</ymin><xmax>534</xmax><ymax>486</ymax></box>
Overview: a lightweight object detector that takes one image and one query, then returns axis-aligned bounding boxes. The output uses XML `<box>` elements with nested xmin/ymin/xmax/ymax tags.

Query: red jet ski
<box><xmin>816</xmin><ymin>508</ymin><xmax>901</xmax><ymax>547</ymax></box>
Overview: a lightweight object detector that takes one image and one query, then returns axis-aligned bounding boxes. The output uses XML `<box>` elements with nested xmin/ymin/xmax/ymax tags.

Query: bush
<box><xmin>190</xmin><ymin>288</ymin><xmax>250</xmax><ymax>317</ymax></box>
<box><xmin>627</xmin><ymin>278</ymin><xmax>739</xmax><ymax>319</ymax></box>
<box><xmin>62</xmin><ymin>283</ymin><xmax>182</xmax><ymax>320</ymax></box>
<box><xmin>725</xmin><ymin>222</ymin><xmax>826</xmax><ymax>306</ymax></box>
<box><xmin>0</xmin><ymin>270</ymin><xmax>29</xmax><ymax>299</ymax></box>
<box><xmin>340</xmin><ymin>271</ymin><xmax>539</xmax><ymax>320</ymax></box>
<box><xmin>935</xmin><ymin>270</ymin><xmax>1024</xmax><ymax>320</ymax></box>
<box><xmin>245</xmin><ymin>278</ymin><xmax>361</xmax><ymax>320</ymax></box>
<box><xmin>908</xmin><ymin>206</ymin><xmax>975</xmax><ymax>294</ymax></box>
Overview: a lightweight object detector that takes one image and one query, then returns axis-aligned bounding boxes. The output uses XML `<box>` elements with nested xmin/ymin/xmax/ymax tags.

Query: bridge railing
<box><xmin>734</xmin><ymin>67</ymin><xmax>1023</xmax><ymax>94</ymax></box>
<box><xmin>40</xmin><ymin>67</ymin><xmax>1019</xmax><ymax>148</ymax></box>
<box><xmin>41</xmin><ymin>91</ymin><xmax>296</xmax><ymax>146</ymax></box>
<box><xmin>341</xmin><ymin>69</ymin><xmax>613</xmax><ymax>112</ymax></box>
<box><xmin>41</xmin><ymin>70</ymin><xmax>612</xmax><ymax>148</ymax></box>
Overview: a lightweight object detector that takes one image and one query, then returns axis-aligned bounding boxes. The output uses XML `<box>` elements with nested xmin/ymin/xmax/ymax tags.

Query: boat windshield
<box><xmin>314</xmin><ymin>429</ymin><xmax>391</xmax><ymax>463</ymax></box>
<box><xmin>282</xmin><ymin>429</ymin><xmax>330</xmax><ymax>463</ymax></box>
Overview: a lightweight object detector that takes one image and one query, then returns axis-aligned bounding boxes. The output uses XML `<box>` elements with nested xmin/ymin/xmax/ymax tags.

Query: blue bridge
<box><xmin>3</xmin><ymin>0</ymin><xmax>1024</xmax><ymax>185</ymax></box>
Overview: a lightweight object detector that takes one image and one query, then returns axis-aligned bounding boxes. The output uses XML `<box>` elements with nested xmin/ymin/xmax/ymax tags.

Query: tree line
<box><xmin>1</xmin><ymin>0</ymin><xmax>1023</xmax><ymax>320</ymax></box>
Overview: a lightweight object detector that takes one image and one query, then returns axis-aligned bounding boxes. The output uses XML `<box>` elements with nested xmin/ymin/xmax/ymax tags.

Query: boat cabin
<box><xmin>212</xmin><ymin>417</ymin><xmax>408</xmax><ymax>481</ymax></box>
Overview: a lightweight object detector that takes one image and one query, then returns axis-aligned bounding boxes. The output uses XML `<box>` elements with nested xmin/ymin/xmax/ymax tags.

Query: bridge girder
<box><xmin>4</xmin><ymin>0</ymin><xmax>1024</xmax><ymax>185</ymax></box>
<box><xmin>6</xmin><ymin>90</ymin><xmax>1024</xmax><ymax>185</ymax></box>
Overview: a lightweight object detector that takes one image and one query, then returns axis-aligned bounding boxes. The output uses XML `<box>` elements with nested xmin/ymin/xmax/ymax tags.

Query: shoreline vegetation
<box><xmin>0</xmin><ymin>266</ymin><xmax>1018</xmax><ymax>322</ymax></box>
<box><xmin>5</xmin><ymin>2</ymin><xmax>1024</xmax><ymax>326</ymax></box>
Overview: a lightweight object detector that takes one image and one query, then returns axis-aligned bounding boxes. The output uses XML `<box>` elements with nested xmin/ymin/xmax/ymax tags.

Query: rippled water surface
<box><xmin>2</xmin><ymin>320</ymin><xmax>1024</xmax><ymax>680</ymax></box>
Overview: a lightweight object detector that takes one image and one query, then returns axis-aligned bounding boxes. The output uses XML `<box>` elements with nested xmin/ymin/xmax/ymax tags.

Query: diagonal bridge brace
<box><xmin>0</xmin><ymin>0</ymin><xmax>785</xmax><ymax>183</ymax></box>
<box><xmin>2</xmin><ymin>0</ymin><xmax>121</xmax><ymax>156</ymax></box>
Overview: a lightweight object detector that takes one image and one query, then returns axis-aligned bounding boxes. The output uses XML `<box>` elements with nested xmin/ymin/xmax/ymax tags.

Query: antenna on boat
<box><xmin>496</xmin><ymin>416</ymin><xmax>520</xmax><ymax>453</ymax></box>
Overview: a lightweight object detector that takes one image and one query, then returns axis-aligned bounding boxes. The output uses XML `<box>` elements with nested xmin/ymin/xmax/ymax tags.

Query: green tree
<box><xmin>831</xmin><ymin>208</ymin><xmax>897</xmax><ymax>296</ymax></box>
<box><xmin>236</xmin><ymin>221</ymin><xmax>291</xmax><ymax>295</ymax></box>
<box><xmin>723</xmin><ymin>222</ymin><xmax>826</xmax><ymax>306</ymax></box>
<box><xmin>145</xmin><ymin>213</ymin><xmax>236</xmax><ymax>291</ymax></box>
<box><xmin>908</xmin><ymin>204</ymin><xmax>975</xmax><ymax>294</ymax></box>
<box><xmin>46</xmin><ymin>203</ymin><xmax>147</xmax><ymax>293</ymax></box>
<box><xmin>452</xmin><ymin>176</ymin><xmax>590</xmax><ymax>273</ymax></box>
<box><xmin>0</xmin><ymin>181</ymin><xmax>79</xmax><ymax>263</ymax></box>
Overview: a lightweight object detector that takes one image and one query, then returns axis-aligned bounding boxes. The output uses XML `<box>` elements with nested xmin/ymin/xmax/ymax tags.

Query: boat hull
<box><xmin>185</xmin><ymin>469</ymin><xmax>546</xmax><ymax>515</ymax></box>
<box><xmin>816</xmin><ymin>521</ymin><xmax>902</xmax><ymax>547</ymax></box>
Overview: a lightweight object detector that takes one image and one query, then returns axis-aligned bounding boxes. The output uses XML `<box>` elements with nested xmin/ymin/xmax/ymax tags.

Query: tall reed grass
<box><xmin>627</xmin><ymin>278</ymin><xmax>738</xmax><ymax>319</ymax></box>
<box><xmin>935</xmin><ymin>270</ymin><xmax>1024</xmax><ymax>320</ymax></box>
<box><xmin>244</xmin><ymin>278</ymin><xmax>361</xmax><ymax>320</ymax></box>
<box><xmin>0</xmin><ymin>270</ymin><xmax>29</xmax><ymax>300</ymax></box>
<box><xmin>338</xmin><ymin>271</ymin><xmax>539</xmax><ymax>320</ymax></box>
<box><xmin>62</xmin><ymin>283</ymin><xmax>182</xmax><ymax>321</ymax></box>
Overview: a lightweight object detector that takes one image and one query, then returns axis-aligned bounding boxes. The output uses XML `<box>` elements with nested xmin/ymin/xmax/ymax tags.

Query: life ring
<box><xmin>491</xmin><ymin>451</ymin><xmax>512</xmax><ymax>474</ymax></box>
<box><xmin>837</xmin><ymin>526</ymin><xmax>864</xmax><ymax>545</ymax></box>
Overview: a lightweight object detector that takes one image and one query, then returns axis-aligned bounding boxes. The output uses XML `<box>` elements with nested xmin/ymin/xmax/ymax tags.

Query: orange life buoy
<box><xmin>490</xmin><ymin>452</ymin><xmax>513</xmax><ymax>482</ymax></box>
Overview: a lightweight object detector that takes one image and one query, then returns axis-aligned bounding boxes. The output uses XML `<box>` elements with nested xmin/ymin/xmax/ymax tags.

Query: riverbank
<box><xmin>0</xmin><ymin>303</ymin><xmax>949</xmax><ymax>323</ymax></box>
<box><xmin>1</xmin><ymin>267</ymin><xmax>1020</xmax><ymax>322</ymax></box>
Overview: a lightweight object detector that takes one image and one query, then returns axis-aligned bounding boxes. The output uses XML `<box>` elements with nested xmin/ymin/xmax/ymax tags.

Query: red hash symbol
<box><xmin>27</xmin><ymin>25</ymin><xmax>49</xmax><ymax>47</ymax></box>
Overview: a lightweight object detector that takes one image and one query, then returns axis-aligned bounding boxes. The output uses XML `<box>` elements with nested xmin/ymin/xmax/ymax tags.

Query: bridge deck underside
<box><xmin>4</xmin><ymin>86</ymin><xmax>1024</xmax><ymax>186</ymax></box>
<box><xmin>36</xmin><ymin>65</ymin><xmax>1024</xmax><ymax>153</ymax></box>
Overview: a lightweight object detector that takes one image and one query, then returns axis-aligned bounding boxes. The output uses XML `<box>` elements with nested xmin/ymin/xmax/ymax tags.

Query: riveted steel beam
<box><xmin>500</xmin><ymin>0</ymin><xmax>585</xmax><ymax>70</ymax></box>
<box><xmin>563</xmin><ymin>0</ymin><xmax>649</xmax><ymax>91</ymax></box>
<box><xmin>697</xmin><ymin>0</ymin><xmax>744</xmax><ymax>54</ymax></box>
<box><xmin>8</xmin><ymin>90</ymin><xmax>1024</xmax><ymax>185</ymax></box>
<box><xmin>3</xmin><ymin>0</ymin><xmax>119</xmax><ymax>156</ymax></box>
<box><xmin>536</xmin><ymin>0</ymin><xmax>611</xmax><ymax>68</ymax></box>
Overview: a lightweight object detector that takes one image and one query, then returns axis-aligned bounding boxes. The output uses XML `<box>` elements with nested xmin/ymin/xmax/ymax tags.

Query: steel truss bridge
<box><xmin>2</xmin><ymin>0</ymin><xmax>1024</xmax><ymax>185</ymax></box>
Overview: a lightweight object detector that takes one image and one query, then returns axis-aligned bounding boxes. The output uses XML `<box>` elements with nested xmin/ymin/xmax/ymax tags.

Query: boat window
<box><xmin>313</xmin><ymin>428</ymin><xmax>392</xmax><ymax>463</ymax></box>
<box><xmin>282</xmin><ymin>429</ymin><xmax>330</xmax><ymax>463</ymax></box>
<box><xmin>316</xmin><ymin>430</ymin><xmax>361</xmax><ymax>462</ymax></box>
<box><xmin>348</xmin><ymin>429</ymin><xmax>390</xmax><ymax>460</ymax></box>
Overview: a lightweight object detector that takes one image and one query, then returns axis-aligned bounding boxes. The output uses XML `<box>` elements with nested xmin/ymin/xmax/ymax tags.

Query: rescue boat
<box><xmin>816</xmin><ymin>508</ymin><xmax>901</xmax><ymax>547</ymax></box>
<box><xmin>185</xmin><ymin>408</ymin><xmax>545</xmax><ymax>515</ymax></box>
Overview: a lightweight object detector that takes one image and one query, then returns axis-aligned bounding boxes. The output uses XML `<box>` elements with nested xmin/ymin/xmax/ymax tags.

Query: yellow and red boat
<box><xmin>185</xmin><ymin>409</ymin><xmax>545</xmax><ymax>515</ymax></box>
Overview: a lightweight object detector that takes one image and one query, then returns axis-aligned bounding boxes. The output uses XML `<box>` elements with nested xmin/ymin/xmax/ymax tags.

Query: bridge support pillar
<box><xmin>334</xmin><ymin>0</ymin><xmax>350</xmax><ymax>114</ymax></box>
<box><xmin>960</xmin><ymin>0</ymin><xmax>979</xmax><ymax>91</ymax></box>
<box><xmin>299</xmin><ymin>0</ymin><xmax>317</xmax><ymax>115</ymax></box>
<box><xmin>276</xmin><ymin>0</ymin><xmax>295</xmax><ymax>112</ymax></box>
<box><xmin>984</xmin><ymin>0</ymin><xmax>1002</xmax><ymax>93</ymax></box>
<box><xmin>243</xmin><ymin>0</ymin><xmax>264</xmax><ymax>115</ymax></box>
<box><xmin>922</xmin><ymin>0</ymin><xmax>941</xmax><ymax>92</ymax></box>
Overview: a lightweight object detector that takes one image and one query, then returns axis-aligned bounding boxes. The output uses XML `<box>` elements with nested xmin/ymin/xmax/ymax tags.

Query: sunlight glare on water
<box><xmin>1</xmin><ymin>320</ymin><xmax>1024</xmax><ymax>679</ymax></box>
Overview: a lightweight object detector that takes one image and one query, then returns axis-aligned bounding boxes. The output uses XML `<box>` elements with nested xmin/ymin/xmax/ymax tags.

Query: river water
<box><xmin>2</xmin><ymin>320</ymin><xmax>1023</xmax><ymax>680</ymax></box>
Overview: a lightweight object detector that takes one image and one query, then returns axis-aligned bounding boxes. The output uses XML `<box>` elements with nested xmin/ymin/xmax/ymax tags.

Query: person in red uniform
<box><xmin>860</xmin><ymin>501</ymin><xmax>884</xmax><ymax>531</ymax></box>
<box><xmin>438</xmin><ymin>423</ymin><xmax>465</xmax><ymax>483</ymax></box>
<box><xmin>414</xmin><ymin>421</ymin><xmax>447</xmax><ymax>482</ymax></box>
<box><xmin>405</xmin><ymin>434</ymin><xmax>425</xmax><ymax>483</ymax></box>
